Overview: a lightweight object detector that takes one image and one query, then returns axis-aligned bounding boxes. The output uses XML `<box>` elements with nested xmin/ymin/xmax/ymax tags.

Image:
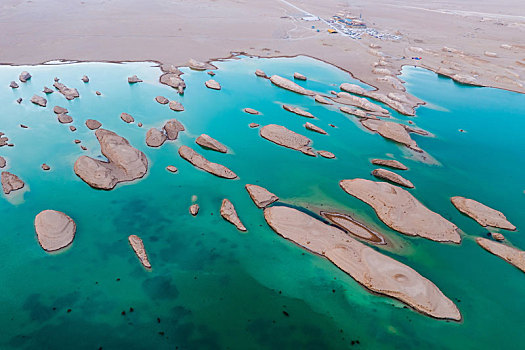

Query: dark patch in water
<box><xmin>141</xmin><ymin>276</ymin><xmax>179</xmax><ymax>300</ymax></box>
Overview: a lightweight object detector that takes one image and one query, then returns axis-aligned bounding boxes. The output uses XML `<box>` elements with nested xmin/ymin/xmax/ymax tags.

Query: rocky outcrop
<box><xmin>70</xmin><ymin>126</ymin><xmax>77</xmax><ymax>132</ymax></box>
<box><xmin>282</xmin><ymin>104</ymin><xmax>314</xmax><ymax>118</ymax></box>
<box><xmin>188</xmin><ymin>58</ymin><xmax>211</xmax><ymax>71</ymax></box>
<box><xmin>85</xmin><ymin>119</ymin><xmax>102</xmax><ymax>130</ymax></box>
<box><xmin>178</xmin><ymin>146</ymin><xmax>237</xmax><ymax>179</ymax></box>
<box><xmin>196</xmin><ymin>134</ymin><xmax>228</xmax><ymax>153</ymax></box>
<box><xmin>205</xmin><ymin>79</ymin><xmax>221</xmax><ymax>90</ymax></box>
<box><xmin>1</xmin><ymin>171</ymin><xmax>25</xmax><ymax>194</ymax></box>
<box><xmin>9</xmin><ymin>81</ymin><xmax>19</xmax><ymax>88</ymax></box>
<box><xmin>362</xmin><ymin>120</ymin><xmax>421</xmax><ymax>152</ymax></box>
<box><xmin>190</xmin><ymin>204</ymin><xmax>199</xmax><ymax>216</ymax></box>
<box><xmin>96</xmin><ymin>91</ymin><xmax>102</xmax><ymax>96</ymax></box>
<box><xmin>160</xmin><ymin>73</ymin><xmax>186</xmax><ymax>94</ymax></box>
<box><xmin>255</xmin><ymin>69</ymin><xmax>267</xmax><ymax>78</ymax></box>
<box><xmin>340</xmin><ymin>179</ymin><xmax>461</xmax><ymax>243</ymax></box>
<box><xmin>208</xmin><ymin>71</ymin><xmax>215</xmax><ymax>76</ymax></box>
<box><xmin>317</xmin><ymin>150</ymin><xmax>335</xmax><ymax>159</ymax></box>
<box><xmin>16</xmin><ymin>98</ymin><xmax>22</xmax><ymax>104</ymax></box>
<box><xmin>0</xmin><ymin>156</ymin><xmax>5</xmax><ymax>168</ymax></box>
<box><xmin>304</xmin><ymin>122</ymin><xmax>327</xmax><ymax>134</ymax></box>
<box><xmin>163</xmin><ymin>119</ymin><xmax>185</xmax><ymax>140</ymax></box>
<box><xmin>314</xmin><ymin>94</ymin><xmax>332</xmax><ymax>104</ymax></box>
<box><xmin>331</xmin><ymin>92</ymin><xmax>388</xmax><ymax>114</ymax></box>
<box><xmin>0</xmin><ymin>133</ymin><xmax>8</xmax><ymax>147</ymax></box>
<box><xmin>249</xmin><ymin>123</ymin><xmax>259</xmax><ymax>128</ymax></box>
<box><xmin>146</xmin><ymin>128</ymin><xmax>167</xmax><ymax>147</ymax></box>
<box><xmin>57</xmin><ymin>114</ymin><xmax>73</xmax><ymax>124</ymax></box>
<box><xmin>372</xmin><ymin>168</ymin><xmax>414</xmax><ymax>188</ymax></box>
<box><xmin>294</xmin><ymin>72</ymin><xmax>307</xmax><ymax>80</ymax></box>
<box><xmin>245</xmin><ymin>184</ymin><xmax>278</xmax><ymax>208</ymax></box>
<box><xmin>169</xmin><ymin>101</ymin><xmax>184</xmax><ymax>112</ymax></box>
<box><xmin>451</xmin><ymin>197</ymin><xmax>516</xmax><ymax>230</ymax></box>
<box><xmin>82</xmin><ymin>75</ymin><xmax>89</xmax><ymax>83</ymax></box>
<box><xmin>477</xmin><ymin>238</ymin><xmax>525</xmax><ymax>273</ymax></box>
<box><xmin>43</xmin><ymin>86</ymin><xmax>54</xmax><ymax>94</ymax></box>
<box><xmin>155</xmin><ymin>96</ymin><xmax>169</xmax><ymax>104</ymax></box>
<box><xmin>128</xmin><ymin>75</ymin><xmax>142</xmax><ymax>83</ymax></box>
<box><xmin>74</xmin><ymin>129</ymin><xmax>148</xmax><ymax>190</ymax></box>
<box><xmin>371</xmin><ymin>159</ymin><xmax>408</xmax><ymax>170</ymax></box>
<box><xmin>220</xmin><ymin>199</ymin><xmax>246</xmax><ymax>231</ymax></box>
<box><xmin>270</xmin><ymin>75</ymin><xmax>314</xmax><ymax>96</ymax></box>
<box><xmin>321</xmin><ymin>211</ymin><xmax>385</xmax><ymax>244</ymax></box>
<box><xmin>260</xmin><ymin>124</ymin><xmax>315</xmax><ymax>156</ymax></box>
<box><xmin>19</xmin><ymin>71</ymin><xmax>31</xmax><ymax>82</ymax></box>
<box><xmin>120</xmin><ymin>113</ymin><xmax>134</xmax><ymax>123</ymax></box>
<box><xmin>166</xmin><ymin>165</ymin><xmax>178</xmax><ymax>173</ymax></box>
<box><xmin>53</xmin><ymin>82</ymin><xmax>79</xmax><ymax>100</ymax></box>
<box><xmin>264</xmin><ymin>206</ymin><xmax>461</xmax><ymax>320</ymax></box>
<box><xmin>128</xmin><ymin>235</ymin><xmax>151</xmax><ymax>269</ymax></box>
<box><xmin>244</xmin><ymin>108</ymin><xmax>260</xmax><ymax>115</ymax></box>
<box><xmin>53</xmin><ymin>106</ymin><xmax>68</xmax><ymax>114</ymax></box>
<box><xmin>30</xmin><ymin>95</ymin><xmax>47</xmax><ymax>107</ymax></box>
<box><xmin>340</xmin><ymin>106</ymin><xmax>367</xmax><ymax>118</ymax></box>
<box><xmin>34</xmin><ymin>210</ymin><xmax>76</xmax><ymax>252</ymax></box>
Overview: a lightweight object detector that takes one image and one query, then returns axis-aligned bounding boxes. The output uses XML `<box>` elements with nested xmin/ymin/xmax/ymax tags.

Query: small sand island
<box><xmin>178</xmin><ymin>146</ymin><xmax>237</xmax><ymax>179</ymax></box>
<box><xmin>34</xmin><ymin>210</ymin><xmax>76</xmax><ymax>252</ymax></box>
<box><xmin>264</xmin><ymin>206</ymin><xmax>461</xmax><ymax>320</ymax></box>
<box><xmin>451</xmin><ymin>197</ymin><xmax>516</xmax><ymax>230</ymax></box>
<box><xmin>260</xmin><ymin>124</ymin><xmax>316</xmax><ymax>156</ymax></box>
<box><xmin>477</xmin><ymin>238</ymin><xmax>525</xmax><ymax>273</ymax></box>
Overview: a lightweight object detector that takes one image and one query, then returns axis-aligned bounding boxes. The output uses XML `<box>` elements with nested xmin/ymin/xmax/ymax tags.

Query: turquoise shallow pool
<box><xmin>0</xmin><ymin>56</ymin><xmax>524</xmax><ymax>349</ymax></box>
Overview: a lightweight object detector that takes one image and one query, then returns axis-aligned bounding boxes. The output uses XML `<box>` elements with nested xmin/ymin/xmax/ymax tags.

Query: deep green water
<box><xmin>0</xmin><ymin>56</ymin><xmax>524</xmax><ymax>349</ymax></box>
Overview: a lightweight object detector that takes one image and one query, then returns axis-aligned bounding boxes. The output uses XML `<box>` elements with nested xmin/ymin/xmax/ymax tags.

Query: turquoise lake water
<box><xmin>0</xmin><ymin>56</ymin><xmax>524</xmax><ymax>349</ymax></box>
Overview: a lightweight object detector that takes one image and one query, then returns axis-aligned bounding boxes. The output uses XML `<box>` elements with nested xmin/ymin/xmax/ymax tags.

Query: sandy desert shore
<box><xmin>0</xmin><ymin>0</ymin><xmax>524</xmax><ymax>104</ymax></box>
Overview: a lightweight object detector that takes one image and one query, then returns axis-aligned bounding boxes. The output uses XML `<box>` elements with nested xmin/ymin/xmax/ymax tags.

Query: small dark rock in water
<box><xmin>81</xmin><ymin>75</ymin><xmax>89</xmax><ymax>83</ymax></box>
<box><xmin>459</xmin><ymin>129</ymin><xmax>466</xmax><ymax>133</ymax></box>
<box><xmin>67</xmin><ymin>309</ymin><xmax>71</xmax><ymax>313</ymax></box>
<box><xmin>58</xmin><ymin>114</ymin><xmax>73</xmax><ymax>124</ymax></box>
<box><xmin>282</xmin><ymin>311</ymin><xmax>289</xmax><ymax>317</ymax></box>
<box><xmin>16</xmin><ymin>98</ymin><xmax>22</xmax><ymax>104</ymax></box>
<box><xmin>249</xmin><ymin>123</ymin><xmax>260</xmax><ymax>128</ymax></box>
<box><xmin>129</xmin><ymin>307</ymin><xmax>134</xmax><ymax>312</ymax></box>
<box><xmin>158</xmin><ymin>332</ymin><xmax>165</xmax><ymax>336</ymax></box>
<box><xmin>9</xmin><ymin>81</ymin><xmax>19</xmax><ymax>88</ymax></box>
<box><xmin>19</xmin><ymin>71</ymin><xmax>31</xmax><ymax>82</ymax></box>
<box><xmin>74</xmin><ymin>139</ymin><xmax>81</xmax><ymax>144</ymax></box>
<box><xmin>81</xmin><ymin>146</ymin><xmax>87</xmax><ymax>151</ymax></box>
<box><xmin>20</xmin><ymin>124</ymin><xmax>28</xmax><ymax>129</ymax></box>
<box><xmin>116</xmin><ymin>278</ymin><xmax>121</xmax><ymax>281</ymax></box>
<box><xmin>53</xmin><ymin>106</ymin><xmax>68</xmax><ymax>114</ymax></box>
<box><xmin>120</xmin><ymin>112</ymin><xmax>134</xmax><ymax>123</ymax></box>
<box><xmin>329</xmin><ymin>124</ymin><xmax>336</xmax><ymax>128</ymax></box>
<box><xmin>128</xmin><ymin>75</ymin><xmax>142</xmax><ymax>83</ymax></box>
<box><xmin>96</xmin><ymin>91</ymin><xmax>101</xmax><ymax>96</ymax></box>
<box><xmin>43</xmin><ymin>86</ymin><xmax>54</xmax><ymax>94</ymax></box>
<box><xmin>54</xmin><ymin>77</ymin><xmax>60</xmax><ymax>82</ymax></box>
<box><xmin>207</xmin><ymin>71</ymin><xmax>216</xmax><ymax>76</ymax></box>
<box><xmin>138</xmin><ymin>122</ymin><xmax>143</xmax><ymax>127</ymax></box>
<box><xmin>155</xmin><ymin>96</ymin><xmax>169</xmax><ymax>104</ymax></box>
<box><xmin>69</xmin><ymin>126</ymin><xmax>77</xmax><ymax>132</ymax></box>
<box><xmin>121</xmin><ymin>311</ymin><xmax>126</xmax><ymax>315</ymax></box>
<box><xmin>41</xmin><ymin>164</ymin><xmax>50</xmax><ymax>171</ymax></box>
<box><xmin>30</xmin><ymin>95</ymin><xmax>47</xmax><ymax>107</ymax></box>
<box><xmin>157</xmin><ymin>317</ymin><xmax>161</xmax><ymax>323</ymax></box>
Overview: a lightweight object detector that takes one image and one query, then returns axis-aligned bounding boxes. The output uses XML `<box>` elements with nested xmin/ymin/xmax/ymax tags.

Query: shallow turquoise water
<box><xmin>0</xmin><ymin>56</ymin><xmax>524</xmax><ymax>349</ymax></box>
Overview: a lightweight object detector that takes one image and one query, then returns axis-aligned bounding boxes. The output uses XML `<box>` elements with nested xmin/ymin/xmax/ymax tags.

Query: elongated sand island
<box><xmin>264</xmin><ymin>206</ymin><xmax>461</xmax><ymax>320</ymax></box>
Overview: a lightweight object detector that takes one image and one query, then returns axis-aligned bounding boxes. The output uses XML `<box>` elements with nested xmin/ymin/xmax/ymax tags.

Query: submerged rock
<box><xmin>205</xmin><ymin>79</ymin><xmax>221</xmax><ymax>90</ymax></box>
<box><xmin>9</xmin><ymin>81</ymin><xmax>19</xmax><ymax>89</ymax></box>
<box><xmin>260</xmin><ymin>124</ymin><xmax>315</xmax><ymax>156</ymax></box>
<box><xmin>19</xmin><ymin>71</ymin><xmax>31</xmax><ymax>82</ymax></box>
<box><xmin>282</xmin><ymin>104</ymin><xmax>314</xmax><ymax>118</ymax></box>
<box><xmin>270</xmin><ymin>75</ymin><xmax>314</xmax><ymax>96</ymax></box>
<box><xmin>85</xmin><ymin>119</ymin><xmax>102</xmax><ymax>130</ymax></box>
<box><xmin>451</xmin><ymin>197</ymin><xmax>516</xmax><ymax>230</ymax></box>
<box><xmin>53</xmin><ymin>106</ymin><xmax>68</xmax><ymax>114</ymax></box>
<box><xmin>340</xmin><ymin>106</ymin><xmax>367</xmax><ymax>118</ymax></box>
<box><xmin>244</xmin><ymin>108</ymin><xmax>260</xmax><ymax>115</ymax></box>
<box><xmin>163</xmin><ymin>119</ymin><xmax>185</xmax><ymax>140</ymax></box>
<box><xmin>304</xmin><ymin>122</ymin><xmax>327</xmax><ymax>134</ymax></box>
<box><xmin>264</xmin><ymin>206</ymin><xmax>461</xmax><ymax>320</ymax></box>
<box><xmin>128</xmin><ymin>235</ymin><xmax>151</xmax><ymax>269</ymax></box>
<box><xmin>169</xmin><ymin>100</ymin><xmax>184</xmax><ymax>112</ymax></box>
<box><xmin>120</xmin><ymin>113</ymin><xmax>134</xmax><ymax>123</ymax></box>
<box><xmin>477</xmin><ymin>237</ymin><xmax>525</xmax><ymax>273</ymax></box>
<box><xmin>332</xmin><ymin>92</ymin><xmax>388</xmax><ymax>114</ymax></box>
<box><xmin>57</xmin><ymin>114</ymin><xmax>73</xmax><ymax>124</ymax></box>
<box><xmin>255</xmin><ymin>69</ymin><xmax>268</xmax><ymax>78</ymax></box>
<box><xmin>155</xmin><ymin>96</ymin><xmax>169</xmax><ymax>104</ymax></box>
<box><xmin>1</xmin><ymin>171</ymin><xmax>25</xmax><ymax>194</ymax></box>
<box><xmin>340</xmin><ymin>179</ymin><xmax>461</xmax><ymax>243</ymax></box>
<box><xmin>30</xmin><ymin>95</ymin><xmax>47</xmax><ymax>107</ymax></box>
<box><xmin>178</xmin><ymin>146</ymin><xmax>237</xmax><ymax>179</ymax></box>
<box><xmin>196</xmin><ymin>134</ymin><xmax>228</xmax><ymax>153</ymax></box>
<box><xmin>146</xmin><ymin>128</ymin><xmax>167</xmax><ymax>148</ymax></box>
<box><xmin>371</xmin><ymin>159</ymin><xmax>408</xmax><ymax>170</ymax></box>
<box><xmin>53</xmin><ymin>82</ymin><xmax>79</xmax><ymax>100</ymax></box>
<box><xmin>314</xmin><ymin>94</ymin><xmax>332</xmax><ymax>104</ymax></box>
<box><xmin>74</xmin><ymin>129</ymin><xmax>148</xmax><ymax>190</ymax></box>
<box><xmin>293</xmin><ymin>72</ymin><xmax>307</xmax><ymax>80</ymax></box>
<box><xmin>189</xmin><ymin>204</ymin><xmax>200</xmax><ymax>216</ymax></box>
<box><xmin>372</xmin><ymin>168</ymin><xmax>414</xmax><ymax>188</ymax></box>
<box><xmin>43</xmin><ymin>86</ymin><xmax>54</xmax><ymax>94</ymax></box>
<box><xmin>317</xmin><ymin>150</ymin><xmax>335</xmax><ymax>159</ymax></box>
<box><xmin>128</xmin><ymin>75</ymin><xmax>142</xmax><ymax>83</ymax></box>
<box><xmin>34</xmin><ymin>210</ymin><xmax>76</xmax><ymax>252</ymax></box>
<box><xmin>245</xmin><ymin>184</ymin><xmax>278</xmax><ymax>208</ymax></box>
<box><xmin>220</xmin><ymin>199</ymin><xmax>247</xmax><ymax>231</ymax></box>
